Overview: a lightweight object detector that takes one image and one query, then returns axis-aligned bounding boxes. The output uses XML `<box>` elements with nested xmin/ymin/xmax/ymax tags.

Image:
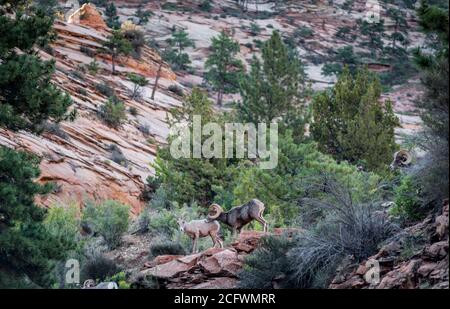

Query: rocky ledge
<box><xmin>330</xmin><ymin>200</ymin><xmax>449</xmax><ymax>289</ymax></box>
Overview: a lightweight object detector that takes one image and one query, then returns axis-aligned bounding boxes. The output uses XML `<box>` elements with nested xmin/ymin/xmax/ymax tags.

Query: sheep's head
<box><xmin>208</xmin><ymin>204</ymin><xmax>223</xmax><ymax>220</ymax></box>
<box><xmin>390</xmin><ymin>150</ymin><xmax>412</xmax><ymax>170</ymax></box>
<box><xmin>177</xmin><ymin>218</ymin><xmax>186</xmax><ymax>232</ymax></box>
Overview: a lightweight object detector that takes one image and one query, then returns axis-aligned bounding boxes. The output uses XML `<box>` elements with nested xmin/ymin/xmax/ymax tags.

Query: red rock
<box><xmin>68</xmin><ymin>4</ymin><xmax>108</xmax><ymax>31</ymax></box>
<box><xmin>198</xmin><ymin>249</ymin><xmax>242</xmax><ymax>277</ymax></box>
<box><xmin>191</xmin><ymin>277</ymin><xmax>238</xmax><ymax>289</ymax></box>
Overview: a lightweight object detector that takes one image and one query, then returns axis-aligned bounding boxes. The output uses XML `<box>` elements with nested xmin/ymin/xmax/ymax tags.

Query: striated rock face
<box><xmin>0</xmin><ymin>15</ymin><xmax>181</xmax><ymax>213</ymax></box>
<box><xmin>330</xmin><ymin>200</ymin><xmax>449</xmax><ymax>289</ymax></box>
<box><xmin>134</xmin><ymin>231</ymin><xmax>268</xmax><ymax>289</ymax></box>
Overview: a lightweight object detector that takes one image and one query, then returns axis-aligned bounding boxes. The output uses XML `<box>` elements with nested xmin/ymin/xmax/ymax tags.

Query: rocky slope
<box><xmin>0</xmin><ymin>3</ymin><xmax>183</xmax><ymax>213</ymax></box>
<box><xmin>1</xmin><ymin>0</ymin><xmax>427</xmax><ymax>213</ymax></box>
<box><xmin>106</xmin><ymin>229</ymin><xmax>296</xmax><ymax>289</ymax></box>
<box><xmin>330</xmin><ymin>200</ymin><xmax>449</xmax><ymax>289</ymax></box>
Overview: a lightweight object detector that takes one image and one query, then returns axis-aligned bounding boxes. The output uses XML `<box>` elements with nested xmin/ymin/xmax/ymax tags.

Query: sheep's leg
<box><xmin>257</xmin><ymin>210</ymin><xmax>268</xmax><ymax>232</ymax></box>
<box><xmin>232</xmin><ymin>228</ymin><xmax>237</xmax><ymax>239</ymax></box>
<box><xmin>216</xmin><ymin>236</ymin><xmax>223</xmax><ymax>248</ymax></box>
<box><xmin>209</xmin><ymin>233</ymin><xmax>217</xmax><ymax>248</ymax></box>
<box><xmin>192</xmin><ymin>231</ymin><xmax>199</xmax><ymax>253</ymax></box>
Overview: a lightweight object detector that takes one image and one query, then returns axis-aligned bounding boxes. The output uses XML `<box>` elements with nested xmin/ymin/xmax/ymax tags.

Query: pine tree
<box><xmin>311</xmin><ymin>67</ymin><xmax>399</xmax><ymax>172</ymax></box>
<box><xmin>204</xmin><ymin>31</ymin><xmax>244</xmax><ymax>106</ymax></box>
<box><xmin>165</xmin><ymin>28</ymin><xmax>195</xmax><ymax>71</ymax></box>
<box><xmin>0</xmin><ymin>2</ymin><xmax>72</xmax><ymax>131</ymax></box>
<box><xmin>105</xmin><ymin>2</ymin><xmax>120</xmax><ymax>29</ymax></box>
<box><xmin>127</xmin><ymin>73</ymin><xmax>148</xmax><ymax>100</ymax></box>
<box><xmin>386</xmin><ymin>8</ymin><xmax>409</xmax><ymax>55</ymax></box>
<box><xmin>357</xmin><ymin>18</ymin><xmax>385</xmax><ymax>55</ymax></box>
<box><xmin>134</xmin><ymin>5</ymin><xmax>152</xmax><ymax>25</ymax></box>
<box><xmin>102</xmin><ymin>30</ymin><xmax>132</xmax><ymax>75</ymax></box>
<box><xmin>237</xmin><ymin>31</ymin><xmax>308</xmax><ymax>140</ymax></box>
<box><xmin>151</xmin><ymin>88</ymin><xmax>237</xmax><ymax>207</ymax></box>
<box><xmin>0</xmin><ymin>1</ymin><xmax>72</xmax><ymax>287</ymax></box>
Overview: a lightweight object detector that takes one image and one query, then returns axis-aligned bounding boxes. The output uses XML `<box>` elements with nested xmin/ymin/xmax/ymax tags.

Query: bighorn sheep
<box><xmin>177</xmin><ymin>219</ymin><xmax>223</xmax><ymax>253</ymax></box>
<box><xmin>390</xmin><ymin>150</ymin><xmax>412</xmax><ymax>170</ymax></box>
<box><xmin>82</xmin><ymin>279</ymin><xmax>118</xmax><ymax>289</ymax></box>
<box><xmin>207</xmin><ymin>199</ymin><xmax>268</xmax><ymax>236</ymax></box>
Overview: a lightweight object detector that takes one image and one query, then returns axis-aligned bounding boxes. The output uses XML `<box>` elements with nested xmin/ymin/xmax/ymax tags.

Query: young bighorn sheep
<box><xmin>207</xmin><ymin>199</ymin><xmax>268</xmax><ymax>236</ymax></box>
<box><xmin>390</xmin><ymin>150</ymin><xmax>412</xmax><ymax>170</ymax></box>
<box><xmin>177</xmin><ymin>218</ymin><xmax>223</xmax><ymax>253</ymax></box>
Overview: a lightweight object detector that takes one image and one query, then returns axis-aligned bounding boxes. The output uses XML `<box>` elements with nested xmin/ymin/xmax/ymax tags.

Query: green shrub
<box><xmin>44</xmin><ymin>204</ymin><xmax>81</xmax><ymax>254</ymax></box>
<box><xmin>390</xmin><ymin>176</ymin><xmax>424</xmax><ymax>221</ymax></box>
<box><xmin>81</xmin><ymin>254</ymin><xmax>120</xmax><ymax>281</ymax></box>
<box><xmin>147</xmin><ymin>208</ymin><xmax>178</xmax><ymax>237</ymax></box>
<box><xmin>95</xmin><ymin>82</ymin><xmax>115</xmax><ymax>97</ymax></box>
<box><xmin>82</xmin><ymin>200</ymin><xmax>130</xmax><ymax>249</ymax></box>
<box><xmin>106</xmin><ymin>271</ymin><xmax>130</xmax><ymax>289</ymax></box>
<box><xmin>149</xmin><ymin>240</ymin><xmax>186</xmax><ymax>257</ymax></box>
<box><xmin>168</xmin><ymin>84</ymin><xmax>184</xmax><ymax>96</ymax></box>
<box><xmin>238</xmin><ymin>236</ymin><xmax>295</xmax><ymax>288</ymax></box>
<box><xmin>99</xmin><ymin>96</ymin><xmax>127</xmax><ymax>128</ymax></box>
<box><xmin>108</xmin><ymin>144</ymin><xmax>128</xmax><ymax>167</ymax></box>
<box><xmin>129</xmin><ymin>106</ymin><xmax>138</xmax><ymax>116</ymax></box>
<box><xmin>87</xmin><ymin>59</ymin><xmax>100</xmax><ymax>75</ymax></box>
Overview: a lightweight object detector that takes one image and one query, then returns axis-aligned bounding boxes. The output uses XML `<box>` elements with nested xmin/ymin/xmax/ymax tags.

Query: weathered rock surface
<box><xmin>0</xmin><ymin>9</ymin><xmax>181</xmax><ymax>213</ymax></box>
<box><xmin>135</xmin><ymin>231</ymin><xmax>268</xmax><ymax>289</ymax></box>
<box><xmin>330</xmin><ymin>200</ymin><xmax>449</xmax><ymax>289</ymax></box>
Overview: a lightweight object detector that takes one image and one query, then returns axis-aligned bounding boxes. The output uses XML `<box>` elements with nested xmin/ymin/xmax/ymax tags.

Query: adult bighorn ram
<box><xmin>390</xmin><ymin>150</ymin><xmax>412</xmax><ymax>170</ymax></box>
<box><xmin>207</xmin><ymin>199</ymin><xmax>268</xmax><ymax>236</ymax></box>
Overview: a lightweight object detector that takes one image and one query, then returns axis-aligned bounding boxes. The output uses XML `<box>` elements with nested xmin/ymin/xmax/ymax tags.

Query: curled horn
<box><xmin>396</xmin><ymin>150</ymin><xmax>412</xmax><ymax>166</ymax></box>
<box><xmin>83</xmin><ymin>279</ymin><xmax>96</xmax><ymax>289</ymax></box>
<box><xmin>208</xmin><ymin>204</ymin><xmax>223</xmax><ymax>220</ymax></box>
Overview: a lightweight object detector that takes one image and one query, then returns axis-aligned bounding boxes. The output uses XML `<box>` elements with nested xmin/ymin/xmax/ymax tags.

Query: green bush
<box><xmin>44</xmin><ymin>204</ymin><xmax>81</xmax><ymax>254</ymax></box>
<box><xmin>99</xmin><ymin>96</ymin><xmax>127</xmax><ymax>128</ymax></box>
<box><xmin>82</xmin><ymin>200</ymin><xmax>130</xmax><ymax>249</ymax></box>
<box><xmin>81</xmin><ymin>254</ymin><xmax>120</xmax><ymax>281</ymax></box>
<box><xmin>106</xmin><ymin>271</ymin><xmax>130</xmax><ymax>289</ymax></box>
<box><xmin>95</xmin><ymin>82</ymin><xmax>115</xmax><ymax>97</ymax></box>
<box><xmin>238</xmin><ymin>236</ymin><xmax>295</xmax><ymax>289</ymax></box>
<box><xmin>390</xmin><ymin>176</ymin><xmax>424</xmax><ymax>221</ymax></box>
<box><xmin>149</xmin><ymin>240</ymin><xmax>186</xmax><ymax>257</ymax></box>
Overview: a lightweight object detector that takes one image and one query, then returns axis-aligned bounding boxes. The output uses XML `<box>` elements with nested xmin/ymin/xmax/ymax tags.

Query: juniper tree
<box><xmin>237</xmin><ymin>31</ymin><xmax>308</xmax><ymax>141</ymax></box>
<box><xmin>204</xmin><ymin>31</ymin><xmax>244</xmax><ymax>106</ymax></box>
<box><xmin>311</xmin><ymin>67</ymin><xmax>399</xmax><ymax>172</ymax></box>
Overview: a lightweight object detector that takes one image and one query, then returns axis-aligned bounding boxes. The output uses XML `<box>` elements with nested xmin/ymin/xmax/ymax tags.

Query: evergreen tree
<box><xmin>105</xmin><ymin>2</ymin><xmax>120</xmax><ymax>29</ymax></box>
<box><xmin>102</xmin><ymin>30</ymin><xmax>132</xmax><ymax>75</ymax></box>
<box><xmin>237</xmin><ymin>31</ymin><xmax>308</xmax><ymax>141</ymax></box>
<box><xmin>134</xmin><ymin>5</ymin><xmax>152</xmax><ymax>25</ymax></box>
<box><xmin>322</xmin><ymin>45</ymin><xmax>359</xmax><ymax>77</ymax></box>
<box><xmin>386</xmin><ymin>7</ymin><xmax>409</xmax><ymax>55</ymax></box>
<box><xmin>165</xmin><ymin>28</ymin><xmax>195</xmax><ymax>71</ymax></box>
<box><xmin>151</xmin><ymin>88</ymin><xmax>238</xmax><ymax>207</ymax></box>
<box><xmin>204</xmin><ymin>31</ymin><xmax>244</xmax><ymax>106</ymax></box>
<box><xmin>410</xmin><ymin>0</ymin><xmax>449</xmax><ymax>202</ymax></box>
<box><xmin>0</xmin><ymin>2</ymin><xmax>72</xmax><ymax>131</ymax></box>
<box><xmin>311</xmin><ymin>67</ymin><xmax>399</xmax><ymax>172</ymax></box>
<box><xmin>0</xmin><ymin>1</ymin><xmax>72</xmax><ymax>287</ymax></box>
<box><xmin>357</xmin><ymin>18</ymin><xmax>385</xmax><ymax>55</ymax></box>
<box><xmin>127</xmin><ymin>73</ymin><xmax>148</xmax><ymax>100</ymax></box>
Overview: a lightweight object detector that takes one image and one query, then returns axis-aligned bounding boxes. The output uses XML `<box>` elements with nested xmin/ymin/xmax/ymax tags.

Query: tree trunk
<box><xmin>111</xmin><ymin>54</ymin><xmax>116</xmax><ymax>75</ymax></box>
<box><xmin>151</xmin><ymin>62</ymin><xmax>163</xmax><ymax>100</ymax></box>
